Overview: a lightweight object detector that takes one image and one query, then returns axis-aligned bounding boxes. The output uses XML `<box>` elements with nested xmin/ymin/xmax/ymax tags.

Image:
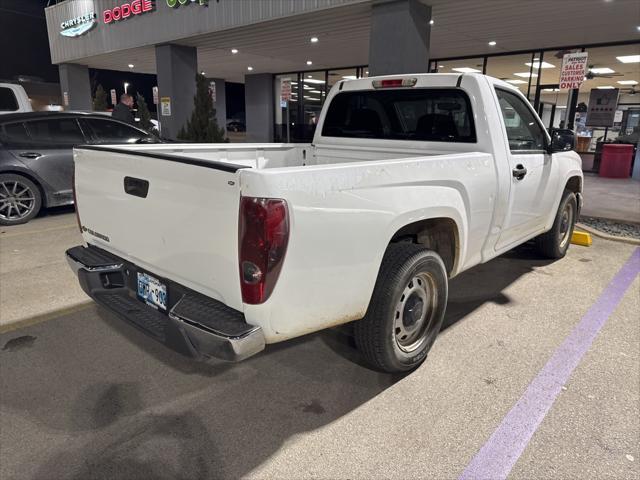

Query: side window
<box><xmin>495</xmin><ymin>88</ymin><xmax>546</xmax><ymax>152</ymax></box>
<box><xmin>26</xmin><ymin>118</ymin><xmax>85</xmax><ymax>146</ymax></box>
<box><xmin>0</xmin><ymin>122</ymin><xmax>31</xmax><ymax>146</ymax></box>
<box><xmin>0</xmin><ymin>87</ymin><xmax>19</xmax><ymax>112</ymax></box>
<box><xmin>83</xmin><ymin>118</ymin><xmax>147</xmax><ymax>144</ymax></box>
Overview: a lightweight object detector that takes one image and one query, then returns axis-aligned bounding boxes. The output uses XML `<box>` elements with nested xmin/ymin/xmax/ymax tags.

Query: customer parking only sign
<box><xmin>559</xmin><ymin>52</ymin><xmax>589</xmax><ymax>90</ymax></box>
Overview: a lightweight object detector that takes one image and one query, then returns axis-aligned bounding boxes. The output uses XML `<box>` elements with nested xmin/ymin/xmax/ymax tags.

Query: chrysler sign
<box><xmin>60</xmin><ymin>12</ymin><xmax>97</xmax><ymax>37</ymax></box>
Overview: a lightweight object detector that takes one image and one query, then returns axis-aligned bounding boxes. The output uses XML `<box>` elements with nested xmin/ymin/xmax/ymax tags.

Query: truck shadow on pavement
<box><xmin>2</xmin><ymin>244</ymin><xmax>553</xmax><ymax>480</ymax></box>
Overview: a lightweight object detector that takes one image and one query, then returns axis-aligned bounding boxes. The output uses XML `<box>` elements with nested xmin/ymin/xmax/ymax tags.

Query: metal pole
<box><xmin>286</xmin><ymin>103</ymin><xmax>290</xmax><ymax>143</ymax></box>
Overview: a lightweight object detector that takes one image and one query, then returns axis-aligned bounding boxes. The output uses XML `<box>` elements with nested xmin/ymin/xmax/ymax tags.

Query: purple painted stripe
<box><xmin>459</xmin><ymin>248</ymin><xmax>640</xmax><ymax>480</ymax></box>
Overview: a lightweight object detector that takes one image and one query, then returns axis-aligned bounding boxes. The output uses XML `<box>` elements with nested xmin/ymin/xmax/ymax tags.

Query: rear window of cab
<box><xmin>322</xmin><ymin>88</ymin><xmax>476</xmax><ymax>143</ymax></box>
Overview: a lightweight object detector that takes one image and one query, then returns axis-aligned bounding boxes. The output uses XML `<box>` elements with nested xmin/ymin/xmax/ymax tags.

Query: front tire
<box><xmin>354</xmin><ymin>243</ymin><xmax>448</xmax><ymax>373</ymax></box>
<box><xmin>534</xmin><ymin>190</ymin><xmax>577</xmax><ymax>259</ymax></box>
<box><xmin>0</xmin><ymin>174</ymin><xmax>42</xmax><ymax>226</ymax></box>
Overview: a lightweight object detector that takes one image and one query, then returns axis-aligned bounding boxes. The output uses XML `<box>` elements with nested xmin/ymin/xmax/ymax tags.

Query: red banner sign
<box><xmin>103</xmin><ymin>0</ymin><xmax>153</xmax><ymax>24</ymax></box>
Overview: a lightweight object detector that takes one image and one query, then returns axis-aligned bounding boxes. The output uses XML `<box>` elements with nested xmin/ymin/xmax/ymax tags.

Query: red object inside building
<box><xmin>599</xmin><ymin>144</ymin><xmax>634</xmax><ymax>178</ymax></box>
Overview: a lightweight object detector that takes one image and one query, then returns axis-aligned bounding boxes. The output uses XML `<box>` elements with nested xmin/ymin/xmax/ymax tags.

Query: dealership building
<box><xmin>45</xmin><ymin>0</ymin><xmax>639</xmax><ymax>149</ymax></box>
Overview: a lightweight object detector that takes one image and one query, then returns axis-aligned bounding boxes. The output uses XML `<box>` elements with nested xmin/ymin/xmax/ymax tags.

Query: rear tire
<box><xmin>0</xmin><ymin>174</ymin><xmax>42</xmax><ymax>226</ymax></box>
<box><xmin>534</xmin><ymin>190</ymin><xmax>577</xmax><ymax>259</ymax></box>
<box><xmin>354</xmin><ymin>243</ymin><xmax>448</xmax><ymax>373</ymax></box>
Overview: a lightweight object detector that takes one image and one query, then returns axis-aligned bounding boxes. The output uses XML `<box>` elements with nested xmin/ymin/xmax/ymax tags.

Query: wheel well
<box><xmin>390</xmin><ymin>218</ymin><xmax>459</xmax><ymax>275</ymax></box>
<box><xmin>565</xmin><ymin>176</ymin><xmax>582</xmax><ymax>194</ymax></box>
<box><xmin>0</xmin><ymin>170</ymin><xmax>47</xmax><ymax>207</ymax></box>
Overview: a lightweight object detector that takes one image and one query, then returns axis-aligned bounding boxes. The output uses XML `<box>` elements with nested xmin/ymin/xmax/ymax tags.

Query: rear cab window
<box><xmin>321</xmin><ymin>88</ymin><xmax>476</xmax><ymax>143</ymax></box>
<box><xmin>0</xmin><ymin>87</ymin><xmax>19</xmax><ymax>112</ymax></box>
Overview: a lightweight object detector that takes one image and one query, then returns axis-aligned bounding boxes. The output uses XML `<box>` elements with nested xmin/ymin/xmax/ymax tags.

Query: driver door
<box><xmin>494</xmin><ymin>88</ymin><xmax>559</xmax><ymax>250</ymax></box>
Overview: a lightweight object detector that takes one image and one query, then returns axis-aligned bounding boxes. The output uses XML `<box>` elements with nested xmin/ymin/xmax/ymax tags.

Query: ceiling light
<box><xmin>310</xmin><ymin>90</ymin><xmax>322</xmax><ymax>93</ymax></box>
<box><xmin>452</xmin><ymin>67</ymin><xmax>481</xmax><ymax>73</ymax></box>
<box><xmin>342</xmin><ymin>75</ymin><xmax>357</xmax><ymax>80</ymax></box>
<box><xmin>307</xmin><ymin>75</ymin><xmax>313</xmax><ymax>78</ymax></box>
<box><xmin>201</xmin><ymin>71</ymin><xmax>206</xmax><ymax>75</ymax></box>
<box><xmin>542</xmin><ymin>88</ymin><xmax>559</xmax><ymax>92</ymax></box>
<box><xmin>488</xmin><ymin>41</ymin><xmax>496</xmax><ymax>46</ymax></box>
<box><xmin>231</xmin><ymin>48</ymin><xmax>238</xmax><ymax>54</ymax></box>
<box><xmin>514</xmin><ymin>72</ymin><xmax>538</xmax><ymax>78</ymax></box>
<box><xmin>306</xmin><ymin>60</ymin><xmax>313</xmax><ymax>65</ymax></box>
<box><xmin>429</xmin><ymin>19</ymin><xmax>434</xmax><ymax>25</ymax></box>
<box><xmin>247</xmin><ymin>66</ymin><xmax>253</xmax><ymax>71</ymax></box>
<box><xmin>304</xmin><ymin>78</ymin><xmax>325</xmax><ymax>84</ymax></box>
<box><xmin>365</xmin><ymin>70</ymin><xmax>369</xmax><ymax>74</ymax></box>
<box><xmin>596</xmin><ymin>86</ymin><xmax>615</xmax><ymax>89</ymax></box>
<box><xmin>128</xmin><ymin>64</ymin><xmax>134</xmax><ymax>68</ymax></box>
<box><xmin>617</xmin><ymin>80</ymin><xmax>639</xmax><ymax>85</ymax></box>
<box><xmin>438</xmin><ymin>64</ymin><xmax>444</xmax><ymax>68</ymax></box>
<box><xmin>589</xmin><ymin>67</ymin><xmax>615</xmax><ymax>74</ymax></box>
<box><xmin>506</xmin><ymin>79</ymin><xmax>528</xmax><ymax>84</ymax></box>
<box><xmin>310</xmin><ymin>36</ymin><xmax>319</xmax><ymax>43</ymax></box>
<box><xmin>636</xmin><ymin>25</ymin><xmax>640</xmax><ymax>31</ymax></box>
<box><xmin>525</xmin><ymin>60</ymin><xmax>555</xmax><ymax>68</ymax></box>
<box><xmin>616</xmin><ymin>55</ymin><xmax>640</xmax><ymax>63</ymax></box>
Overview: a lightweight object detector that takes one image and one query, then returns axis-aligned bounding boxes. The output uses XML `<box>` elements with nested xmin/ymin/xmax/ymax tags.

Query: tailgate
<box><xmin>73</xmin><ymin>146</ymin><xmax>245</xmax><ymax>311</ymax></box>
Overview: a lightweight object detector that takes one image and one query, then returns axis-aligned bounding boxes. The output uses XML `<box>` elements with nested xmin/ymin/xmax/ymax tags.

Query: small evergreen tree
<box><xmin>177</xmin><ymin>74</ymin><xmax>226</xmax><ymax>143</ymax></box>
<box><xmin>135</xmin><ymin>93</ymin><xmax>157</xmax><ymax>135</ymax></box>
<box><xmin>93</xmin><ymin>84</ymin><xmax>108</xmax><ymax>111</ymax></box>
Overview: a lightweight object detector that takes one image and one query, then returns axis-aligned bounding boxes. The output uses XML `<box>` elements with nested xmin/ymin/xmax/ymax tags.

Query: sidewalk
<box><xmin>580</xmin><ymin>174</ymin><xmax>640</xmax><ymax>224</ymax></box>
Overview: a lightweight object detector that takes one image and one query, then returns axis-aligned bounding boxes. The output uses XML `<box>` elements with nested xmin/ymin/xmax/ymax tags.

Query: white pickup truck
<box><xmin>66</xmin><ymin>73</ymin><xmax>582</xmax><ymax>373</ymax></box>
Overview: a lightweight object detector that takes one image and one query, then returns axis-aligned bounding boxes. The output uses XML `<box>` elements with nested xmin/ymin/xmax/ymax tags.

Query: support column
<box><xmin>209</xmin><ymin>78</ymin><xmax>227</xmax><ymax>134</ymax></box>
<box><xmin>368</xmin><ymin>0</ymin><xmax>431</xmax><ymax>76</ymax></box>
<box><xmin>245</xmin><ymin>73</ymin><xmax>274</xmax><ymax>143</ymax></box>
<box><xmin>58</xmin><ymin>63</ymin><xmax>92</xmax><ymax>111</ymax></box>
<box><xmin>156</xmin><ymin>44</ymin><xmax>197</xmax><ymax>139</ymax></box>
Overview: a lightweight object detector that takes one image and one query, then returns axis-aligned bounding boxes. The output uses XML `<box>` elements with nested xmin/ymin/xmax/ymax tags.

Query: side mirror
<box><xmin>548</xmin><ymin>128</ymin><xmax>575</xmax><ymax>153</ymax></box>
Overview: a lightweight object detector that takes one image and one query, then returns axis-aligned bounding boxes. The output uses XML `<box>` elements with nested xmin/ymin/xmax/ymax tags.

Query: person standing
<box><xmin>112</xmin><ymin>93</ymin><xmax>135</xmax><ymax>125</ymax></box>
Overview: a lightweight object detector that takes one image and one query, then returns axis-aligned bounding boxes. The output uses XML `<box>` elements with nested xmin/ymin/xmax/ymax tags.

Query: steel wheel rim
<box><xmin>0</xmin><ymin>180</ymin><xmax>36</xmax><ymax>221</ymax></box>
<box><xmin>558</xmin><ymin>202</ymin><xmax>574</xmax><ymax>249</ymax></box>
<box><xmin>393</xmin><ymin>272</ymin><xmax>438</xmax><ymax>353</ymax></box>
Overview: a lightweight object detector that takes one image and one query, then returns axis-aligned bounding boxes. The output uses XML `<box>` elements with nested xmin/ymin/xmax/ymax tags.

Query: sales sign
<box><xmin>559</xmin><ymin>52</ymin><xmax>589</xmax><ymax>90</ymax></box>
<box><xmin>152</xmin><ymin>86</ymin><xmax>158</xmax><ymax>105</ymax></box>
<box><xmin>110</xmin><ymin>89</ymin><xmax>117</xmax><ymax>105</ymax></box>
<box><xmin>209</xmin><ymin>81</ymin><xmax>216</xmax><ymax>103</ymax></box>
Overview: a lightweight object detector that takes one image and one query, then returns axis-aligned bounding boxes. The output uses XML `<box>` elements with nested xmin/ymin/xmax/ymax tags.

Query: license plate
<box><xmin>137</xmin><ymin>272</ymin><xmax>168</xmax><ymax>311</ymax></box>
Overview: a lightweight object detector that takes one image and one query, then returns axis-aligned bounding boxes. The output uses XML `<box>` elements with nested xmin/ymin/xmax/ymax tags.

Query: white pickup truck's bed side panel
<box><xmin>74</xmin><ymin>148</ymin><xmax>244</xmax><ymax>310</ymax></box>
<box><xmin>240</xmin><ymin>151</ymin><xmax>495</xmax><ymax>342</ymax></box>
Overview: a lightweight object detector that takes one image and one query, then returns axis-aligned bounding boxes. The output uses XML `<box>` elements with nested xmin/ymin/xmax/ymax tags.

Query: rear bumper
<box><xmin>66</xmin><ymin>245</ymin><xmax>265</xmax><ymax>362</ymax></box>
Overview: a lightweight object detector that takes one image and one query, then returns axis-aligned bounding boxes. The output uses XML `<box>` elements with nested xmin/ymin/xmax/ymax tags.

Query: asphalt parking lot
<box><xmin>1</xmin><ymin>212</ymin><xmax>638</xmax><ymax>480</ymax></box>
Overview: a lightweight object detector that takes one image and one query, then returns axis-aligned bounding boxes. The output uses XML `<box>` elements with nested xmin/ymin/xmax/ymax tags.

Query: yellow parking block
<box><xmin>571</xmin><ymin>230</ymin><xmax>592</xmax><ymax>247</ymax></box>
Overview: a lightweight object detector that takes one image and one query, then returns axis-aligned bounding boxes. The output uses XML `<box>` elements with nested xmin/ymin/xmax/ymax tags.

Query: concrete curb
<box><xmin>576</xmin><ymin>223</ymin><xmax>640</xmax><ymax>246</ymax></box>
<box><xmin>0</xmin><ymin>301</ymin><xmax>94</xmax><ymax>335</ymax></box>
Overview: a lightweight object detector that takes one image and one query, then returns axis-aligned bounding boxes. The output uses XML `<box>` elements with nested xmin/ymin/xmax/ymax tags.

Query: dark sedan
<box><xmin>0</xmin><ymin>112</ymin><xmax>159</xmax><ymax>225</ymax></box>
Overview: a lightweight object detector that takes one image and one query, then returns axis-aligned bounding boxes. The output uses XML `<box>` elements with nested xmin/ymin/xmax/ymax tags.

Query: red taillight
<box><xmin>239</xmin><ymin>196</ymin><xmax>289</xmax><ymax>304</ymax></box>
<box><xmin>72</xmin><ymin>170</ymin><xmax>81</xmax><ymax>232</ymax></box>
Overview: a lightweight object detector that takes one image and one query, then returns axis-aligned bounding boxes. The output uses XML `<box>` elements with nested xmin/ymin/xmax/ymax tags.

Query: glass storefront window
<box><xmin>485</xmin><ymin>53</ymin><xmax>540</xmax><ymax>99</ymax></box>
<box><xmin>301</xmin><ymin>70</ymin><xmax>326</xmax><ymax>140</ymax></box>
<box><xmin>328</xmin><ymin>68</ymin><xmax>358</xmax><ymax>89</ymax></box>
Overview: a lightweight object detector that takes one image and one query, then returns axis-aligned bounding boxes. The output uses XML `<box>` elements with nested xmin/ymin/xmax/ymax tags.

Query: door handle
<box><xmin>512</xmin><ymin>164</ymin><xmax>527</xmax><ymax>180</ymax></box>
<box><xmin>18</xmin><ymin>152</ymin><xmax>42</xmax><ymax>159</ymax></box>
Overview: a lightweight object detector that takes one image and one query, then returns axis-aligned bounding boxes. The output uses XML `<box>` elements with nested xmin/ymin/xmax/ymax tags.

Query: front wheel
<box><xmin>354</xmin><ymin>243</ymin><xmax>448</xmax><ymax>373</ymax></box>
<box><xmin>534</xmin><ymin>190</ymin><xmax>577</xmax><ymax>259</ymax></box>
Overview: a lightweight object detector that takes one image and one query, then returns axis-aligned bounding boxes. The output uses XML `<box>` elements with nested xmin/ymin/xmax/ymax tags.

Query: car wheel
<box><xmin>534</xmin><ymin>190</ymin><xmax>577</xmax><ymax>259</ymax></box>
<box><xmin>354</xmin><ymin>243</ymin><xmax>448</xmax><ymax>373</ymax></box>
<box><xmin>0</xmin><ymin>174</ymin><xmax>42</xmax><ymax>226</ymax></box>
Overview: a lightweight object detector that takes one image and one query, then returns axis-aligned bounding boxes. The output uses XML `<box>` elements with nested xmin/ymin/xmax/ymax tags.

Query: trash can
<box><xmin>599</xmin><ymin>144</ymin><xmax>634</xmax><ymax>178</ymax></box>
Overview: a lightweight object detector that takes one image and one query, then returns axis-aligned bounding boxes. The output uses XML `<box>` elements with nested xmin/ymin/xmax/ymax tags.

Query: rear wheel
<box><xmin>0</xmin><ymin>174</ymin><xmax>42</xmax><ymax>226</ymax></box>
<box><xmin>534</xmin><ymin>190</ymin><xmax>577</xmax><ymax>259</ymax></box>
<box><xmin>354</xmin><ymin>243</ymin><xmax>448</xmax><ymax>373</ymax></box>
